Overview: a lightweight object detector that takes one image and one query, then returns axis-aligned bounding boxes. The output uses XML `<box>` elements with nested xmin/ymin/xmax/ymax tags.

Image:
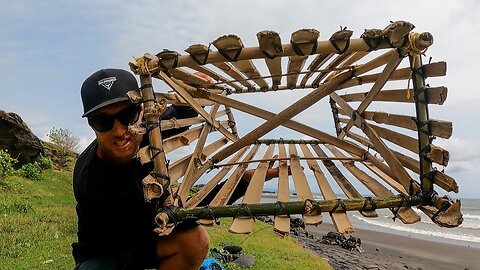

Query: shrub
<box><xmin>0</xmin><ymin>149</ymin><xmax>17</xmax><ymax>178</ymax></box>
<box><xmin>47</xmin><ymin>127</ymin><xmax>80</xmax><ymax>155</ymax></box>
<box><xmin>18</xmin><ymin>162</ymin><xmax>42</xmax><ymax>181</ymax></box>
<box><xmin>35</xmin><ymin>154</ymin><xmax>53</xmax><ymax>170</ymax></box>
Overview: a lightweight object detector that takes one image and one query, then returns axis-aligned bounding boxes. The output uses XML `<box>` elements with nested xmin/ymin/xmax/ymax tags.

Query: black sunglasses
<box><xmin>88</xmin><ymin>105</ymin><xmax>141</xmax><ymax>132</ymax></box>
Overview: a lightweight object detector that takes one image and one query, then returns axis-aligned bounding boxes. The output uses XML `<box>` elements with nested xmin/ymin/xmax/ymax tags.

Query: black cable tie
<box><xmin>330</xmin><ymin>199</ymin><xmax>345</xmax><ymax>213</ymax></box>
<box><xmin>361</xmin><ymin>37</ymin><xmax>380</xmax><ymax>52</ymax></box>
<box><xmin>206</xmin><ymin>164</ymin><xmax>220</xmax><ymax>174</ymax></box>
<box><xmin>139</xmin><ymin>84</ymin><xmax>153</xmax><ymax>90</ymax></box>
<box><xmin>408</xmin><ymin>179</ymin><xmax>416</xmax><ymax>196</ymax></box>
<box><xmin>202</xmin><ymin>205</ymin><xmax>220</xmax><ymax>225</ymax></box>
<box><xmin>156</xmin><ymin>50</ymin><xmax>179</xmax><ymax>70</ymax></box>
<box><xmin>361</xmin><ymin>197</ymin><xmax>376</xmax><ymax>212</ymax></box>
<box><xmin>189</xmin><ymin>45</ymin><xmax>211</xmax><ymax>65</ymax></box>
<box><xmin>431</xmin><ymin>201</ymin><xmax>450</xmax><ymax>222</ymax></box>
<box><xmin>150</xmin><ymin>172</ymin><xmax>171</xmax><ymax>181</ymax></box>
<box><xmin>146</xmin><ymin>122</ymin><xmax>160</xmax><ymax>133</ymax></box>
<box><xmin>237</xmin><ymin>203</ymin><xmax>255</xmax><ymax>220</ymax></box>
<box><xmin>157</xmin><ymin>205</ymin><xmax>179</xmax><ymax>226</ymax></box>
<box><xmin>217</xmin><ymin>48</ymin><xmax>242</xmax><ymax>62</ymax></box>
<box><xmin>329</xmin><ymin>38</ymin><xmax>351</xmax><ymax>54</ymax></box>
<box><xmin>274</xmin><ymin>201</ymin><xmax>287</xmax><ymax>217</ymax></box>
<box><xmin>390</xmin><ymin>195</ymin><xmax>407</xmax><ymax>222</ymax></box>
<box><xmin>148</xmin><ymin>145</ymin><xmax>163</xmax><ymax>161</ymax></box>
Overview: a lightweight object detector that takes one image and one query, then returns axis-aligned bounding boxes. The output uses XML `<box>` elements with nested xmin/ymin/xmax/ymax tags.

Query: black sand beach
<box><xmin>297</xmin><ymin>223</ymin><xmax>480</xmax><ymax>270</ymax></box>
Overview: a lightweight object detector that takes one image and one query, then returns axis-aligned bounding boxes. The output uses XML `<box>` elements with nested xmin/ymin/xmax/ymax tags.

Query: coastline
<box><xmin>298</xmin><ymin>223</ymin><xmax>480</xmax><ymax>270</ymax></box>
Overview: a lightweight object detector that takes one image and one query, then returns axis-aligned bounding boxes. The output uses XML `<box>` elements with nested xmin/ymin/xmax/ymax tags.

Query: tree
<box><xmin>47</xmin><ymin>127</ymin><xmax>80</xmax><ymax>155</ymax></box>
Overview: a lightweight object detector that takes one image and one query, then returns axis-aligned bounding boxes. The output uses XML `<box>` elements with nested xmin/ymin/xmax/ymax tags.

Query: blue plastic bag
<box><xmin>199</xmin><ymin>257</ymin><xmax>224</xmax><ymax>270</ymax></box>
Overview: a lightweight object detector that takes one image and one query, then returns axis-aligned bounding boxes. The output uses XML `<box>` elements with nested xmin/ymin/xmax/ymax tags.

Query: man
<box><xmin>72</xmin><ymin>69</ymin><xmax>209</xmax><ymax>270</ymax></box>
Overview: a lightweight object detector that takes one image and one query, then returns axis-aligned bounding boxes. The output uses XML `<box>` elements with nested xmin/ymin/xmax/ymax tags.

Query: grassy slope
<box><xmin>0</xmin><ymin>170</ymin><xmax>331</xmax><ymax>270</ymax></box>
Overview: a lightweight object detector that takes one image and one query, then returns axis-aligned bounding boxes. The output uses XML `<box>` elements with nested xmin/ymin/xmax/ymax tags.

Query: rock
<box><xmin>0</xmin><ymin>110</ymin><xmax>44</xmax><ymax>167</ymax></box>
<box><xmin>233</xmin><ymin>254</ymin><xmax>255</xmax><ymax>268</ymax></box>
<box><xmin>224</xmin><ymin>245</ymin><xmax>242</xmax><ymax>254</ymax></box>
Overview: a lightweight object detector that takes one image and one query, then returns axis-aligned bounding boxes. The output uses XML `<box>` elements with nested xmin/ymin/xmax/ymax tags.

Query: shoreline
<box><xmin>298</xmin><ymin>223</ymin><xmax>480</xmax><ymax>270</ymax></box>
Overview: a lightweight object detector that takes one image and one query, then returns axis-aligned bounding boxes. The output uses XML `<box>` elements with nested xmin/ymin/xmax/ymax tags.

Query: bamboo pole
<box><xmin>138</xmin><ymin>75</ymin><xmax>174</xmax><ymax>204</ymax></box>
<box><xmin>130</xmin><ymin>38</ymin><xmax>396</xmax><ymax>76</ymax></box>
<box><xmin>172</xmin><ymin>195</ymin><xmax>425</xmax><ymax>221</ymax></box>
<box><xmin>193</xmin><ymin>89</ymin><xmax>367</xmax><ymax>158</ymax></box>
<box><xmin>230</xmin><ymin>144</ymin><xmax>275</xmax><ymax>233</ymax></box>
<box><xmin>209</xmin><ymin>69</ymin><xmax>355</xmax><ymax>164</ymax></box>
<box><xmin>338</xmin><ymin>52</ymin><xmax>404</xmax><ymax>138</ymax></box>
<box><xmin>158</xmin><ymin>72</ymin><xmax>238</xmax><ymax>142</ymax></box>
<box><xmin>300</xmin><ymin>144</ymin><xmax>354</xmax><ymax>234</ymax></box>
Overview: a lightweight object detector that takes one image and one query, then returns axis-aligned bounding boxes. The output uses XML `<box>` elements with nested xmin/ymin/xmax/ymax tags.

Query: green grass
<box><xmin>207</xmin><ymin>219</ymin><xmax>331</xmax><ymax>270</ymax></box>
<box><xmin>0</xmin><ymin>170</ymin><xmax>77</xmax><ymax>270</ymax></box>
<box><xmin>0</xmin><ymin>170</ymin><xmax>331</xmax><ymax>270</ymax></box>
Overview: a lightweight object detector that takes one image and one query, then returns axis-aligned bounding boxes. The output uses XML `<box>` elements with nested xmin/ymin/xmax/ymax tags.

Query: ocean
<box><xmin>260</xmin><ymin>194</ymin><xmax>480</xmax><ymax>249</ymax></box>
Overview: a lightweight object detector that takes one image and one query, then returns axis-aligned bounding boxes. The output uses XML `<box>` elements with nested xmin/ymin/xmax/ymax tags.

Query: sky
<box><xmin>1</xmin><ymin>0</ymin><xmax>479</xmax><ymax>198</ymax></box>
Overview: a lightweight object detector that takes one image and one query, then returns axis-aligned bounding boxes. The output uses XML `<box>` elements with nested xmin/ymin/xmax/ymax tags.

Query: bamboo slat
<box><xmin>209</xmin><ymin>144</ymin><xmax>261</xmax><ymax>207</ymax></box>
<box><xmin>300</xmin><ymin>53</ymin><xmax>333</xmax><ymax>87</ymax></box>
<box><xmin>359</xmin><ymin>111</ymin><xmax>452</xmax><ymax>139</ymax></box>
<box><xmin>311</xmin><ymin>53</ymin><xmax>352</xmax><ymax>86</ymax></box>
<box><xmin>300</xmin><ymin>144</ymin><xmax>354</xmax><ymax>233</ymax></box>
<box><xmin>325</xmin><ymin>145</ymin><xmax>421</xmax><ymax>224</ymax></box>
<box><xmin>274</xmin><ymin>143</ymin><xmax>291</xmax><ymax>235</ymax></box>
<box><xmin>177</xmin><ymin>103</ymin><xmax>222</xmax><ymax>202</ymax></box>
<box><xmin>311</xmin><ymin>145</ymin><xmax>377</xmax><ymax>217</ymax></box>
<box><xmin>185</xmin><ymin>146</ymin><xmax>250</xmax><ymax>208</ymax></box>
<box><xmin>169</xmin><ymin>138</ymin><xmax>228</xmax><ymax>183</ymax></box>
<box><xmin>256</xmin><ymin>30</ymin><xmax>283</xmax><ymax>88</ymax></box>
<box><xmin>338</xmin><ymin>62</ymin><xmax>447</xmax><ymax>90</ymax></box>
<box><xmin>212</xmin><ymin>35</ymin><xmax>269</xmax><ymax>90</ymax></box>
<box><xmin>340</xmin><ymin>87</ymin><xmax>448</xmax><ymax>105</ymax></box>
<box><xmin>230</xmin><ymin>144</ymin><xmax>275</xmax><ymax>233</ymax></box>
<box><xmin>289</xmin><ymin>144</ymin><xmax>323</xmax><ymax>225</ymax></box>
<box><xmin>287</xmin><ymin>56</ymin><xmax>308</xmax><ymax>88</ymax></box>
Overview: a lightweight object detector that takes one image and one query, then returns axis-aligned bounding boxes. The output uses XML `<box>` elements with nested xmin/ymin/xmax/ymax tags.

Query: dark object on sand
<box><xmin>321</xmin><ymin>231</ymin><xmax>362</xmax><ymax>251</ymax></box>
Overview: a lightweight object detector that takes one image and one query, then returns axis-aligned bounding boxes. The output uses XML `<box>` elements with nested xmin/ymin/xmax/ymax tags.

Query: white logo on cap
<box><xmin>98</xmin><ymin>77</ymin><xmax>117</xmax><ymax>90</ymax></box>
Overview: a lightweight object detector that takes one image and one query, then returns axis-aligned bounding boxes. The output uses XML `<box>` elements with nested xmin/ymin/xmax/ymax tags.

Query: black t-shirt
<box><xmin>71</xmin><ymin>105</ymin><xmax>247</xmax><ymax>268</ymax></box>
<box><xmin>72</xmin><ymin>140</ymin><xmax>158</xmax><ymax>269</ymax></box>
<box><xmin>71</xmin><ymin>105</ymin><xmax>199</xmax><ymax>268</ymax></box>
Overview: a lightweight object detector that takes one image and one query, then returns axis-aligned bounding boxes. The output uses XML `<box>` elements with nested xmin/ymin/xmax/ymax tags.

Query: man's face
<box><xmin>90</xmin><ymin>102</ymin><xmax>143</xmax><ymax>165</ymax></box>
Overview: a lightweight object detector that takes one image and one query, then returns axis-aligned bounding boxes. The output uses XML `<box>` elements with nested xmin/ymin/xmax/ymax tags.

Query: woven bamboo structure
<box><xmin>127</xmin><ymin>21</ymin><xmax>462</xmax><ymax>236</ymax></box>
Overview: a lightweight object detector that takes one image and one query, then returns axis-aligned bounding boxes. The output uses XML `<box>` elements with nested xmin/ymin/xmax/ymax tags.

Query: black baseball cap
<box><xmin>81</xmin><ymin>68</ymin><xmax>138</xmax><ymax>117</ymax></box>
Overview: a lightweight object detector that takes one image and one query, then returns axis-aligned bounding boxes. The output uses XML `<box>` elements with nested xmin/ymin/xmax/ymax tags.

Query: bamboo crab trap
<box><xmin>127</xmin><ymin>21</ymin><xmax>462</xmax><ymax>236</ymax></box>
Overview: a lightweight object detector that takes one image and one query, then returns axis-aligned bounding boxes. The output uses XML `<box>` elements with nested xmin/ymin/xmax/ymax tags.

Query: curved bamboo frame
<box><xmin>127</xmin><ymin>21</ymin><xmax>462</xmax><ymax>236</ymax></box>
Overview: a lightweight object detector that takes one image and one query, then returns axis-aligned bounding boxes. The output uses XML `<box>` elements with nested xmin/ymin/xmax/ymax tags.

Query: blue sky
<box><xmin>1</xmin><ymin>0</ymin><xmax>479</xmax><ymax>198</ymax></box>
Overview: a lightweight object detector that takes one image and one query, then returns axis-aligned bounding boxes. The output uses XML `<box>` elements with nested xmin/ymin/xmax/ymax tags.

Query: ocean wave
<box><xmin>463</xmin><ymin>213</ymin><xmax>480</xmax><ymax>220</ymax></box>
<box><xmin>352</xmin><ymin>214</ymin><xmax>480</xmax><ymax>244</ymax></box>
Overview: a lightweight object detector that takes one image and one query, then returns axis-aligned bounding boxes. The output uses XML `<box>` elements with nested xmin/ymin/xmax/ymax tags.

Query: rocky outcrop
<box><xmin>0</xmin><ymin>110</ymin><xmax>44</xmax><ymax>167</ymax></box>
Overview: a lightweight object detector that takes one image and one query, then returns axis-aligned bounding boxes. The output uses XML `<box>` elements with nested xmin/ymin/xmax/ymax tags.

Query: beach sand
<box><xmin>297</xmin><ymin>223</ymin><xmax>480</xmax><ymax>270</ymax></box>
